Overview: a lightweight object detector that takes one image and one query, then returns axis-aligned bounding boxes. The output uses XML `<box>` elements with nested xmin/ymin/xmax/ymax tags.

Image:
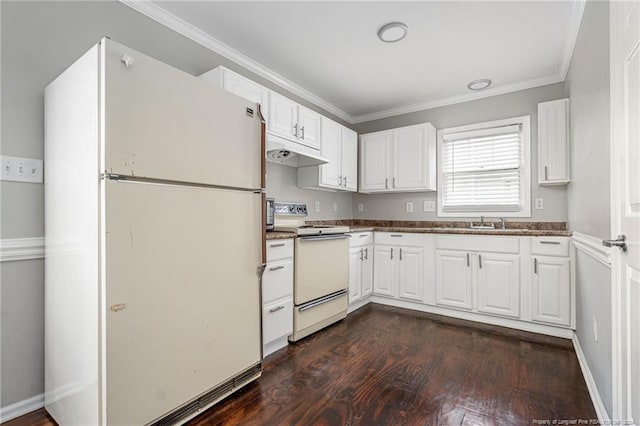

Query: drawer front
<box><xmin>435</xmin><ymin>235</ymin><xmax>519</xmax><ymax>254</ymax></box>
<box><xmin>263</xmin><ymin>297</ymin><xmax>293</xmax><ymax>344</ymax></box>
<box><xmin>375</xmin><ymin>232</ymin><xmax>423</xmax><ymax>246</ymax></box>
<box><xmin>263</xmin><ymin>260</ymin><xmax>293</xmax><ymax>303</ymax></box>
<box><xmin>531</xmin><ymin>237</ymin><xmax>569</xmax><ymax>257</ymax></box>
<box><xmin>350</xmin><ymin>232</ymin><xmax>373</xmax><ymax>247</ymax></box>
<box><xmin>266</xmin><ymin>239</ymin><xmax>294</xmax><ymax>262</ymax></box>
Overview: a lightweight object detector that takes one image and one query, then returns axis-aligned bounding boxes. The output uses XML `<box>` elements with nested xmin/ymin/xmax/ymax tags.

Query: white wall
<box><xmin>565</xmin><ymin>0</ymin><xmax>612</xmax><ymax>417</ymax></box>
<box><xmin>353</xmin><ymin>83</ymin><xmax>568</xmax><ymax>222</ymax></box>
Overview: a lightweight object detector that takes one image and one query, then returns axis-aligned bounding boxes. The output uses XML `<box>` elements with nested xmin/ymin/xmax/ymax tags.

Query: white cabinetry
<box><xmin>359</xmin><ymin>123</ymin><xmax>436</xmax><ymax>193</ymax></box>
<box><xmin>297</xmin><ymin>118</ymin><xmax>358</xmax><ymax>192</ymax></box>
<box><xmin>435</xmin><ymin>236</ymin><xmax>520</xmax><ymax>319</ymax></box>
<box><xmin>530</xmin><ymin>237</ymin><xmax>571</xmax><ymax>326</ymax></box>
<box><xmin>348</xmin><ymin>232</ymin><xmax>373</xmax><ymax>306</ymax></box>
<box><xmin>538</xmin><ymin>98</ymin><xmax>570</xmax><ymax>185</ymax></box>
<box><xmin>200</xmin><ymin>66</ymin><xmax>269</xmax><ymax>121</ymax></box>
<box><xmin>268</xmin><ymin>92</ymin><xmax>321</xmax><ymax>150</ymax></box>
<box><xmin>373</xmin><ymin>233</ymin><xmax>424</xmax><ymax>302</ymax></box>
<box><xmin>263</xmin><ymin>239</ymin><xmax>294</xmax><ymax>357</ymax></box>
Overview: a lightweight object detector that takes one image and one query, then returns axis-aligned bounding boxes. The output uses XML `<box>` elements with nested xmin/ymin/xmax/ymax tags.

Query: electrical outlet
<box><xmin>535</xmin><ymin>198</ymin><xmax>544</xmax><ymax>210</ymax></box>
<box><xmin>0</xmin><ymin>155</ymin><xmax>43</xmax><ymax>183</ymax></box>
<box><xmin>406</xmin><ymin>202</ymin><xmax>413</xmax><ymax>213</ymax></box>
<box><xmin>333</xmin><ymin>202</ymin><xmax>338</xmax><ymax>213</ymax></box>
<box><xmin>357</xmin><ymin>203</ymin><xmax>364</xmax><ymax>212</ymax></box>
<box><xmin>592</xmin><ymin>316</ymin><xmax>598</xmax><ymax>342</ymax></box>
<box><xmin>423</xmin><ymin>200</ymin><xmax>436</xmax><ymax>212</ymax></box>
<box><xmin>314</xmin><ymin>201</ymin><xmax>320</xmax><ymax>212</ymax></box>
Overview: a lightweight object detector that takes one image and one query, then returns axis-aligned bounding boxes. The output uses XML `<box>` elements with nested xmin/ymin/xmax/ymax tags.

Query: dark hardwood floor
<box><xmin>5</xmin><ymin>304</ymin><xmax>596</xmax><ymax>426</ymax></box>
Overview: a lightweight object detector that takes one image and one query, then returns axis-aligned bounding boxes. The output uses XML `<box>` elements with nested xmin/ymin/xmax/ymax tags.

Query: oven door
<box><xmin>294</xmin><ymin>234</ymin><xmax>350</xmax><ymax>305</ymax></box>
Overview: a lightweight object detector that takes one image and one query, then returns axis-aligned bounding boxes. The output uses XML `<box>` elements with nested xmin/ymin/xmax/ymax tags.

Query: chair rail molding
<box><xmin>0</xmin><ymin>237</ymin><xmax>45</xmax><ymax>262</ymax></box>
<box><xmin>571</xmin><ymin>232</ymin><xmax>612</xmax><ymax>266</ymax></box>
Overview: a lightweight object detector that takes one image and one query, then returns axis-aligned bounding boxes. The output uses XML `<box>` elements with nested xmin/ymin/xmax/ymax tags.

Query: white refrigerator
<box><xmin>45</xmin><ymin>39</ymin><xmax>265</xmax><ymax>425</ymax></box>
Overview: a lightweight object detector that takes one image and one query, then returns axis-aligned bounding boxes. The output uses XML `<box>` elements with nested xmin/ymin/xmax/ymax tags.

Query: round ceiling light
<box><xmin>467</xmin><ymin>79</ymin><xmax>492</xmax><ymax>91</ymax></box>
<box><xmin>378</xmin><ymin>22</ymin><xmax>409</xmax><ymax>43</ymax></box>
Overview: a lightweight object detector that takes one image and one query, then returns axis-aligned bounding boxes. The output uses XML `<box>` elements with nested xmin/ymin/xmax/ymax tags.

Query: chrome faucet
<box><xmin>480</xmin><ymin>215</ymin><xmax>485</xmax><ymax>226</ymax></box>
<box><xmin>499</xmin><ymin>217</ymin><xmax>506</xmax><ymax>229</ymax></box>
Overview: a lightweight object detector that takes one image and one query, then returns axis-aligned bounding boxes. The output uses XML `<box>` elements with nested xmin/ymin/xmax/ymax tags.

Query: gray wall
<box><xmin>565</xmin><ymin>0</ymin><xmax>611</xmax><ymax>240</ymax></box>
<box><xmin>565</xmin><ymin>0</ymin><xmax>612</xmax><ymax>417</ymax></box>
<box><xmin>353</xmin><ymin>83</ymin><xmax>569</xmax><ymax>222</ymax></box>
<box><xmin>0</xmin><ymin>0</ymin><xmax>351</xmax><ymax>409</ymax></box>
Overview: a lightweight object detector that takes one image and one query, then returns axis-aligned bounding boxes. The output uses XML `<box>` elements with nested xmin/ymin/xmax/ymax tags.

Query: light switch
<box><xmin>357</xmin><ymin>203</ymin><xmax>364</xmax><ymax>212</ymax></box>
<box><xmin>423</xmin><ymin>200</ymin><xmax>436</xmax><ymax>212</ymax></box>
<box><xmin>406</xmin><ymin>202</ymin><xmax>413</xmax><ymax>213</ymax></box>
<box><xmin>314</xmin><ymin>201</ymin><xmax>320</xmax><ymax>212</ymax></box>
<box><xmin>535</xmin><ymin>198</ymin><xmax>544</xmax><ymax>210</ymax></box>
<box><xmin>333</xmin><ymin>202</ymin><xmax>338</xmax><ymax>213</ymax></box>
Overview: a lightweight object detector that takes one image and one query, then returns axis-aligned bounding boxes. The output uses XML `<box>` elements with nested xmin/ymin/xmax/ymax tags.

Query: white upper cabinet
<box><xmin>297</xmin><ymin>118</ymin><xmax>358</xmax><ymax>192</ymax></box>
<box><xmin>297</xmin><ymin>106</ymin><xmax>321</xmax><ymax>149</ymax></box>
<box><xmin>200</xmin><ymin>67</ymin><xmax>269</xmax><ymax>121</ymax></box>
<box><xmin>538</xmin><ymin>98</ymin><xmax>570</xmax><ymax>185</ymax></box>
<box><xmin>359</xmin><ymin>123</ymin><xmax>436</xmax><ymax>193</ymax></box>
<box><xmin>268</xmin><ymin>91</ymin><xmax>298</xmax><ymax>140</ymax></box>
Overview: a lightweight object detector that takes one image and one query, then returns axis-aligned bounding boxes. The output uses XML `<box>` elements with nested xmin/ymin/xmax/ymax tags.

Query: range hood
<box><xmin>266</xmin><ymin>133</ymin><xmax>329</xmax><ymax>167</ymax></box>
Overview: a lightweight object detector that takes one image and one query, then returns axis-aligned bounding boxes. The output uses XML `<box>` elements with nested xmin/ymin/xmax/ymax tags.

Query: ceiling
<box><xmin>123</xmin><ymin>1</ymin><xmax>585</xmax><ymax>124</ymax></box>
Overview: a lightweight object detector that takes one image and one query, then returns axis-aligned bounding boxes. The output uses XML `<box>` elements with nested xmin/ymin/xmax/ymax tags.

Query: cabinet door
<box><xmin>349</xmin><ymin>247</ymin><xmax>363</xmax><ymax>304</ymax></box>
<box><xmin>297</xmin><ymin>105</ymin><xmax>321</xmax><ymax>149</ymax></box>
<box><xmin>531</xmin><ymin>256</ymin><xmax>571</xmax><ymax>326</ymax></box>
<box><xmin>392</xmin><ymin>124</ymin><xmax>429</xmax><ymax>190</ymax></box>
<box><xmin>398</xmin><ymin>246</ymin><xmax>424</xmax><ymax>302</ymax></box>
<box><xmin>362</xmin><ymin>245</ymin><xmax>373</xmax><ymax>297</ymax></box>
<box><xmin>223</xmin><ymin>70</ymin><xmax>269</xmax><ymax>121</ymax></box>
<box><xmin>319</xmin><ymin>118</ymin><xmax>343</xmax><ymax>189</ymax></box>
<box><xmin>359</xmin><ymin>132</ymin><xmax>390</xmax><ymax>192</ymax></box>
<box><xmin>538</xmin><ymin>98</ymin><xmax>570</xmax><ymax>185</ymax></box>
<box><xmin>268</xmin><ymin>91</ymin><xmax>297</xmax><ymax>140</ymax></box>
<box><xmin>373</xmin><ymin>245</ymin><xmax>396</xmax><ymax>297</ymax></box>
<box><xmin>435</xmin><ymin>249</ymin><xmax>472</xmax><ymax>310</ymax></box>
<box><xmin>341</xmin><ymin>127</ymin><xmax>358</xmax><ymax>192</ymax></box>
<box><xmin>477</xmin><ymin>253</ymin><xmax>520</xmax><ymax>318</ymax></box>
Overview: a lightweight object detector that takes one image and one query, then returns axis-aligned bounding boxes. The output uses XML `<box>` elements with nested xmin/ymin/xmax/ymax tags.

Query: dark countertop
<box><xmin>265</xmin><ymin>231</ymin><xmax>296</xmax><ymax>240</ymax></box>
<box><xmin>348</xmin><ymin>226</ymin><xmax>571</xmax><ymax>237</ymax></box>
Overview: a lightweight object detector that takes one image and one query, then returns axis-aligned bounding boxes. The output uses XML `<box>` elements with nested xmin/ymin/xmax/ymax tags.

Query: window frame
<box><xmin>436</xmin><ymin>115</ymin><xmax>531</xmax><ymax>218</ymax></box>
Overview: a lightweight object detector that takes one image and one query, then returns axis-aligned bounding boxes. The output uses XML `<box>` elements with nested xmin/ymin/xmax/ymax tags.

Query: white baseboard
<box><xmin>347</xmin><ymin>297</ymin><xmax>371</xmax><ymax>314</ymax></box>
<box><xmin>0</xmin><ymin>237</ymin><xmax>45</xmax><ymax>262</ymax></box>
<box><xmin>0</xmin><ymin>393</ymin><xmax>44</xmax><ymax>423</ymax></box>
<box><xmin>572</xmin><ymin>332</ymin><xmax>610</xmax><ymax>422</ymax></box>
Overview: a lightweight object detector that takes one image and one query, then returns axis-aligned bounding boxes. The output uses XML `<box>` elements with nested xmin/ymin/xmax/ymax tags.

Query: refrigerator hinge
<box><xmin>253</xmin><ymin>189</ymin><xmax>266</xmax><ymax>194</ymax></box>
<box><xmin>256</xmin><ymin>264</ymin><xmax>266</xmax><ymax>278</ymax></box>
<box><xmin>102</xmin><ymin>173</ymin><xmax>122</xmax><ymax>181</ymax></box>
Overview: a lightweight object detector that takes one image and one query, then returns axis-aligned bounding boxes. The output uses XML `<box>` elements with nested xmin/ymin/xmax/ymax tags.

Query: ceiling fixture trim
<box><xmin>119</xmin><ymin>0</ymin><xmax>586</xmax><ymax>125</ymax></box>
<box><xmin>378</xmin><ymin>22</ymin><xmax>409</xmax><ymax>43</ymax></box>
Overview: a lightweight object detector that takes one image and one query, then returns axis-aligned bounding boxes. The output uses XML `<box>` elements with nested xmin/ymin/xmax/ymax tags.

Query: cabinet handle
<box><xmin>269</xmin><ymin>305</ymin><xmax>285</xmax><ymax>313</ymax></box>
<box><xmin>478</xmin><ymin>254</ymin><xmax>482</xmax><ymax>269</ymax></box>
<box><xmin>300</xmin><ymin>126</ymin><xmax>305</xmax><ymax>140</ymax></box>
<box><xmin>365</xmin><ymin>247</ymin><xmax>368</xmax><ymax>260</ymax></box>
<box><xmin>338</xmin><ymin>175</ymin><xmax>342</xmax><ymax>186</ymax></box>
<box><xmin>540</xmin><ymin>241</ymin><xmax>561</xmax><ymax>245</ymax></box>
<box><xmin>269</xmin><ymin>243</ymin><xmax>285</xmax><ymax>248</ymax></box>
<box><xmin>360</xmin><ymin>248</ymin><xmax>363</xmax><ymax>261</ymax></box>
<box><xmin>385</xmin><ymin>178</ymin><xmax>388</xmax><ymax>189</ymax></box>
<box><xmin>343</xmin><ymin>176</ymin><xmax>347</xmax><ymax>187</ymax></box>
<box><xmin>359</xmin><ymin>234</ymin><xmax>368</xmax><ymax>238</ymax></box>
<box><xmin>390</xmin><ymin>234</ymin><xmax>403</xmax><ymax>237</ymax></box>
<box><xmin>544</xmin><ymin>166</ymin><xmax>548</xmax><ymax>181</ymax></box>
<box><xmin>269</xmin><ymin>265</ymin><xmax>285</xmax><ymax>271</ymax></box>
<box><xmin>534</xmin><ymin>258</ymin><xmax>538</xmax><ymax>274</ymax></box>
<box><xmin>390</xmin><ymin>248</ymin><xmax>393</xmax><ymax>260</ymax></box>
<box><xmin>293</xmin><ymin>123</ymin><xmax>298</xmax><ymax>138</ymax></box>
<box><xmin>399</xmin><ymin>248</ymin><xmax>403</xmax><ymax>260</ymax></box>
<box><xmin>466</xmin><ymin>253</ymin><xmax>470</xmax><ymax>267</ymax></box>
<box><xmin>392</xmin><ymin>177</ymin><xmax>396</xmax><ymax>188</ymax></box>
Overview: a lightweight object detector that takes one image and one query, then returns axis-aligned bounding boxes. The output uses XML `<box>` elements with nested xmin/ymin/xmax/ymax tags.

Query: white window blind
<box><xmin>441</xmin><ymin>124</ymin><xmax>523</xmax><ymax>212</ymax></box>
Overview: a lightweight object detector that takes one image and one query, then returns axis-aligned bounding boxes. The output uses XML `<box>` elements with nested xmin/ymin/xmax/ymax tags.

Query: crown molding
<box><xmin>119</xmin><ymin>0</ymin><xmax>585</xmax><ymax>126</ymax></box>
<box><xmin>118</xmin><ymin>0</ymin><xmax>355</xmax><ymax>123</ymax></box>
<box><xmin>350</xmin><ymin>74</ymin><xmax>564</xmax><ymax>124</ymax></box>
<box><xmin>560</xmin><ymin>0</ymin><xmax>586</xmax><ymax>80</ymax></box>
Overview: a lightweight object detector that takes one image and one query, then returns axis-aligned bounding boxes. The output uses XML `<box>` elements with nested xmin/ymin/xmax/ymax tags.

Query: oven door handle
<box><xmin>298</xmin><ymin>289</ymin><xmax>348</xmax><ymax>312</ymax></box>
<box><xmin>298</xmin><ymin>234</ymin><xmax>351</xmax><ymax>241</ymax></box>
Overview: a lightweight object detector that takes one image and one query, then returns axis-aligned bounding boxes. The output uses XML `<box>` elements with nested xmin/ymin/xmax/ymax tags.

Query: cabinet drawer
<box><xmin>436</xmin><ymin>235</ymin><xmax>519</xmax><ymax>254</ymax></box>
<box><xmin>263</xmin><ymin>297</ymin><xmax>293</xmax><ymax>344</ymax></box>
<box><xmin>375</xmin><ymin>232</ymin><xmax>423</xmax><ymax>246</ymax></box>
<box><xmin>266</xmin><ymin>239</ymin><xmax>294</xmax><ymax>262</ymax></box>
<box><xmin>350</xmin><ymin>232</ymin><xmax>373</xmax><ymax>247</ymax></box>
<box><xmin>531</xmin><ymin>237</ymin><xmax>569</xmax><ymax>257</ymax></box>
<box><xmin>263</xmin><ymin>260</ymin><xmax>293</xmax><ymax>303</ymax></box>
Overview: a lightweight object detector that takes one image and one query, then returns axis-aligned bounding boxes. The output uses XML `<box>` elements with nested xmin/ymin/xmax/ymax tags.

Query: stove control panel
<box><xmin>274</xmin><ymin>202</ymin><xmax>308</xmax><ymax>216</ymax></box>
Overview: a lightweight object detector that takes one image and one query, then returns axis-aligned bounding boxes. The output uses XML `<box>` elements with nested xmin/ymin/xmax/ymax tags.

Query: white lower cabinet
<box><xmin>373</xmin><ymin>233</ymin><xmax>424</xmax><ymax>302</ymax></box>
<box><xmin>263</xmin><ymin>239</ymin><xmax>294</xmax><ymax>357</ymax></box>
<box><xmin>373</xmin><ymin>245</ymin><xmax>396</xmax><ymax>297</ymax></box>
<box><xmin>435</xmin><ymin>249</ymin><xmax>473</xmax><ymax>310</ymax></box>
<box><xmin>531</xmin><ymin>256</ymin><xmax>571</xmax><ymax>326</ymax></box>
<box><xmin>477</xmin><ymin>253</ymin><xmax>520</xmax><ymax>318</ymax></box>
<box><xmin>397</xmin><ymin>246</ymin><xmax>424</xmax><ymax>301</ymax></box>
<box><xmin>349</xmin><ymin>233</ymin><xmax>373</xmax><ymax>306</ymax></box>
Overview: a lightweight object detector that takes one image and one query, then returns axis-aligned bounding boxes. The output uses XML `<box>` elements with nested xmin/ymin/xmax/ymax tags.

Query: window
<box><xmin>437</xmin><ymin>116</ymin><xmax>531</xmax><ymax>217</ymax></box>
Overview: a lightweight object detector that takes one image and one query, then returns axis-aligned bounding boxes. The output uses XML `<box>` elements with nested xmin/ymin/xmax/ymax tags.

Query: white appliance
<box><xmin>44</xmin><ymin>39</ymin><xmax>264</xmax><ymax>425</ymax></box>
<box><xmin>273</xmin><ymin>203</ymin><xmax>349</xmax><ymax>341</ymax></box>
